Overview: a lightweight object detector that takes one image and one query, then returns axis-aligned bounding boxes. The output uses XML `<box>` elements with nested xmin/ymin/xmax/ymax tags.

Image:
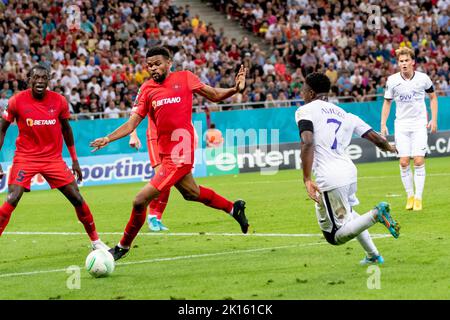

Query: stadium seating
<box><xmin>0</xmin><ymin>0</ymin><xmax>448</xmax><ymax>118</ymax></box>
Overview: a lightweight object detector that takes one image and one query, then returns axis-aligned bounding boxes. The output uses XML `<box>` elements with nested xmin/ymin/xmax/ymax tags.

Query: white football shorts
<box><xmin>394</xmin><ymin>128</ymin><xmax>428</xmax><ymax>157</ymax></box>
<box><xmin>315</xmin><ymin>183</ymin><xmax>359</xmax><ymax>233</ymax></box>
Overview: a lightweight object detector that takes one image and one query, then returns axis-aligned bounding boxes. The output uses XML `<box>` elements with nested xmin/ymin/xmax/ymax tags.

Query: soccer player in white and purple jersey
<box><xmin>297</xmin><ymin>72</ymin><xmax>400</xmax><ymax>265</ymax></box>
<box><xmin>381</xmin><ymin>47</ymin><xmax>438</xmax><ymax>211</ymax></box>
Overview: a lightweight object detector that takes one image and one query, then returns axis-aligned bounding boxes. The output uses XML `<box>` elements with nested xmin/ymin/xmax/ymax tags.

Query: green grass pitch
<box><xmin>0</xmin><ymin>157</ymin><xmax>449</xmax><ymax>300</ymax></box>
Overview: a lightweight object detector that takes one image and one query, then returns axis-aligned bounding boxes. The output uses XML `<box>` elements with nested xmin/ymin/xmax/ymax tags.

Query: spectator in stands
<box><xmin>77</xmin><ymin>105</ymin><xmax>91</xmax><ymax>120</ymax></box>
<box><xmin>263</xmin><ymin>58</ymin><xmax>275</xmax><ymax>76</ymax></box>
<box><xmin>323</xmin><ymin>47</ymin><xmax>338</xmax><ymax>66</ymax></box>
<box><xmin>436</xmin><ymin>75</ymin><xmax>449</xmax><ymax>96</ymax></box>
<box><xmin>289</xmin><ymin>78</ymin><xmax>302</xmax><ymax>98</ymax></box>
<box><xmin>251</xmin><ymin>92</ymin><xmax>265</xmax><ymax>109</ymax></box>
<box><xmin>328</xmin><ymin>88</ymin><xmax>340</xmax><ymax>104</ymax></box>
<box><xmin>0</xmin><ymin>83</ymin><xmax>13</xmax><ymax>99</ymax></box>
<box><xmin>104</xmin><ymin>100</ymin><xmax>121</xmax><ymax>119</ymax></box>
<box><xmin>337</xmin><ymin>71</ymin><xmax>352</xmax><ymax>94</ymax></box>
<box><xmin>274</xmin><ymin>57</ymin><xmax>287</xmax><ymax>78</ymax></box>
<box><xmin>0</xmin><ymin>92</ymin><xmax>8</xmax><ymax>113</ymax></box>
<box><xmin>69</xmin><ymin>88</ymin><xmax>81</xmax><ymax>114</ymax></box>
<box><xmin>350</xmin><ymin>69</ymin><xmax>363</xmax><ymax>87</ymax></box>
<box><xmin>87</xmin><ymin>76</ymin><xmax>101</xmax><ymax>96</ymax></box>
<box><xmin>325</xmin><ymin>64</ymin><xmax>338</xmax><ymax>86</ymax></box>
<box><xmin>0</xmin><ymin>0</ymin><xmax>448</xmax><ymax>120</ymax></box>
<box><xmin>301</xmin><ymin>48</ymin><xmax>317</xmax><ymax>73</ymax></box>
<box><xmin>41</xmin><ymin>16</ymin><xmax>56</xmax><ymax>39</ymax></box>
<box><xmin>277</xmin><ymin>91</ymin><xmax>288</xmax><ymax>107</ymax></box>
<box><xmin>264</xmin><ymin>93</ymin><xmax>277</xmax><ymax>108</ymax></box>
<box><xmin>118</xmin><ymin>101</ymin><xmax>130</xmax><ymax>118</ymax></box>
<box><xmin>298</xmin><ymin>10</ymin><xmax>313</xmax><ymax>29</ymax></box>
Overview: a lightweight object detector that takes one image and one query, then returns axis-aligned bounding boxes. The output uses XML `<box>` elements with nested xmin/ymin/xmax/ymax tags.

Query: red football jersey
<box><xmin>134</xmin><ymin>71</ymin><xmax>204</xmax><ymax>156</ymax></box>
<box><xmin>2</xmin><ymin>89</ymin><xmax>71</xmax><ymax>162</ymax></box>
<box><xmin>146</xmin><ymin>115</ymin><xmax>158</xmax><ymax>142</ymax></box>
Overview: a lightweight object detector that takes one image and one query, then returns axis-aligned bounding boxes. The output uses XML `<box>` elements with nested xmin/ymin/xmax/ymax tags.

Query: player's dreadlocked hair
<box><xmin>305</xmin><ymin>72</ymin><xmax>331</xmax><ymax>94</ymax></box>
<box><xmin>28</xmin><ymin>64</ymin><xmax>50</xmax><ymax>79</ymax></box>
<box><xmin>146</xmin><ymin>46</ymin><xmax>172</xmax><ymax>59</ymax></box>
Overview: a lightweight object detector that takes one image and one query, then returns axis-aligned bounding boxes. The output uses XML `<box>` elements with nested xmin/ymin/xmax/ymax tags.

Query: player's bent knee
<box><xmin>67</xmin><ymin>191</ymin><xmax>84</xmax><ymax>207</ymax></box>
<box><xmin>322</xmin><ymin>231</ymin><xmax>339</xmax><ymax>245</ymax></box>
<box><xmin>71</xmin><ymin>197</ymin><xmax>84</xmax><ymax>207</ymax></box>
<box><xmin>6</xmin><ymin>190</ymin><xmax>24</xmax><ymax>207</ymax></box>
<box><xmin>399</xmin><ymin>160</ymin><xmax>410</xmax><ymax>168</ymax></box>
<box><xmin>132</xmin><ymin>197</ymin><xmax>147</xmax><ymax>211</ymax></box>
<box><xmin>413</xmin><ymin>158</ymin><xmax>425</xmax><ymax>166</ymax></box>
<box><xmin>6</xmin><ymin>195</ymin><xmax>21</xmax><ymax>207</ymax></box>
<box><xmin>181</xmin><ymin>190</ymin><xmax>199</xmax><ymax>201</ymax></box>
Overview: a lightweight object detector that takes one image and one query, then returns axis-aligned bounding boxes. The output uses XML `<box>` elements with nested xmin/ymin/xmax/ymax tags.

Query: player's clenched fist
<box><xmin>90</xmin><ymin>136</ymin><xmax>110</xmax><ymax>152</ymax></box>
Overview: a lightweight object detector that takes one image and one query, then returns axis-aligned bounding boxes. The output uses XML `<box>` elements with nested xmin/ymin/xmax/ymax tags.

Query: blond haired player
<box><xmin>380</xmin><ymin>47</ymin><xmax>438</xmax><ymax>211</ymax></box>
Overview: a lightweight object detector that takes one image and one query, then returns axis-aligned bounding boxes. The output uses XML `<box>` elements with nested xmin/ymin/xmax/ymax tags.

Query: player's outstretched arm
<box><xmin>61</xmin><ymin>118</ymin><xmax>83</xmax><ymax>182</ymax></box>
<box><xmin>380</xmin><ymin>99</ymin><xmax>392</xmax><ymax>136</ymax></box>
<box><xmin>300</xmin><ymin>130</ymin><xmax>320</xmax><ymax>203</ymax></box>
<box><xmin>362</xmin><ymin>130</ymin><xmax>397</xmax><ymax>153</ymax></box>
<box><xmin>90</xmin><ymin>113</ymin><xmax>144</xmax><ymax>152</ymax></box>
<box><xmin>0</xmin><ymin>118</ymin><xmax>11</xmax><ymax>179</ymax></box>
<box><xmin>196</xmin><ymin>65</ymin><xmax>247</xmax><ymax>103</ymax></box>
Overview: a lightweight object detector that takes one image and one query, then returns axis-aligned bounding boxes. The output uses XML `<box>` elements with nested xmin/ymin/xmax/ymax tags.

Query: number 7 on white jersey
<box><xmin>327</xmin><ymin>118</ymin><xmax>342</xmax><ymax>150</ymax></box>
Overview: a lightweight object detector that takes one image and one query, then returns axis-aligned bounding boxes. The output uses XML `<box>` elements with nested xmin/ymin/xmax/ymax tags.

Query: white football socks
<box><xmin>400</xmin><ymin>165</ymin><xmax>414</xmax><ymax>198</ymax></box>
<box><xmin>356</xmin><ymin>230</ymin><xmax>379</xmax><ymax>258</ymax></box>
<box><xmin>414</xmin><ymin>165</ymin><xmax>426</xmax><ymax>200</ymax></box>
<box><xmin>335</xmin><ymin>209</ymin><xmax>377</xmax><ymax>245</ymax></box>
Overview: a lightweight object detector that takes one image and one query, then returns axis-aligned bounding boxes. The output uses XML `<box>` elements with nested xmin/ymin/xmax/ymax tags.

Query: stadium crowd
<box><xmin>0</xmin><ymin>0</ymin><xmax>449</xmax><ymax>118</ymax></box>
<box><xmin>213</xmin><ymin>0</ymin><xmax>449</xmax><ymax>98</ymax></box>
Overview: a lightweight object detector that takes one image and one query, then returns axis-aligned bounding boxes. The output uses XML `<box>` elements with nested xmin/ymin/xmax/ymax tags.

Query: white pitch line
<box><xmin>0</xmin><ymin>242</ymin><xmax>325</xmax><ymax>279</ymax></box>
<box><xmin>117</xmin><ymin>235</ymin><xmax>391</xmax><ymax>267</ymax></box>
<box><xmin>3</xmin><ymin>231</ymin><xmax>392</xmax><ymax>238</ymax></box>
<box><xmin>3</xmin><ymin>231</ymin><xmax>323</xmax><ymax>237</ymax></box>
<box><xmin>0</xmin><ymin>268</ymin><xmax>69</xmax><ymax>278</ymax></box>
<box><xmin>116</xmin><ymin>242</ymin><xmax>326</xmax><ymax>267</ymax></box>
<box><xmin>210</xmin><ymin>172</ymin><xmax>450</xmax><ymax>187</ymax></box>
<box><xmin>0</xmin><ymin>234</ymin><xmax>391</xmax><ymax>279</ymax></box>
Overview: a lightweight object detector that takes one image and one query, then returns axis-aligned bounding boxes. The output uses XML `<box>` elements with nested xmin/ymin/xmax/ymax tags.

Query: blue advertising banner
<box><xmin>1</xmin><ymin>97</ymin><xmax>449</xmax><ymax>162</ymax></box>
<box><xmin>0</xmin><ymin>149</ymin><xmax>207</xmax><ymax>193</ymax></box>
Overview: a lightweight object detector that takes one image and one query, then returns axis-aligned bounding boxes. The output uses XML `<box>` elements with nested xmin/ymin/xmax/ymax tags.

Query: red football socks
<box><xmin>0</xmin><ymin>202</ymin><xmax>15</xmax><ymax>236</ymax></box>
<box><xmin>120</xmin><ymin>206</ymin><xmax>147</xmax><ymax>248</ymax></box>
<box><xmin>75</xmin><ymin>201</ymin><xmax>99</xmax><ymax>241</ymax></box>
<box><xmin>149</xmin><ymin>188</ymin><xmax>171</xmax><ymax>220</ymax></box>
<box><xmin>196</xmin><ymin>186</ymin><xmax>233</xmax><ymax>213</ymax></box>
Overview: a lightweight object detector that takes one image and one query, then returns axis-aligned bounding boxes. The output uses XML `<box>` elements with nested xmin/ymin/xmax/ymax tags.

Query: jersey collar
<box><xmin>400</xmin><ymin>71</ymin><xmax>415</xmax><ymax>81</ymax></box>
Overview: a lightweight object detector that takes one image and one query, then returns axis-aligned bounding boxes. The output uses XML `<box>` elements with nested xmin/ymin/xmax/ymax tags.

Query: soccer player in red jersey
<box><xmin>91</xmin><ymin>47</ymin><xmax>249</xmax><ymax>260</ymax></box>
<box><xmin>129</xmin><ymin>119</ymin><xmax>172</xmax><ymax>232</ymax></box>
<box><xmin>129</xmin><ymin>119</ymin><xmax>200</xmax><ymax>232</ymax></box>
<box><xmin>0</xmin><ymin>65</ymin><xmax>108</xmax><ymax>251</ymax></box>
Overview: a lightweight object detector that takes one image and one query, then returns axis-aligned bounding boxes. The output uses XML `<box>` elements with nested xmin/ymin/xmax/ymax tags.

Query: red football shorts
<box><xmin>150</xmin><ymin>156</ymin><xmax>193</xmax><ymax>192</ymax></box>
<box><xmin>147</xmin><ymin>138</ymin><xmax>161</xmax><ymax>168</ymax></box>
<box><xmin>147</xmin><ymin>131</ymin><xmax>198</xmax><ymax>168</ymax></box>
<box><xmin>8</xmin><ymin>160</ymin><xmax>75</xmax><ymax>191</ymax></box>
